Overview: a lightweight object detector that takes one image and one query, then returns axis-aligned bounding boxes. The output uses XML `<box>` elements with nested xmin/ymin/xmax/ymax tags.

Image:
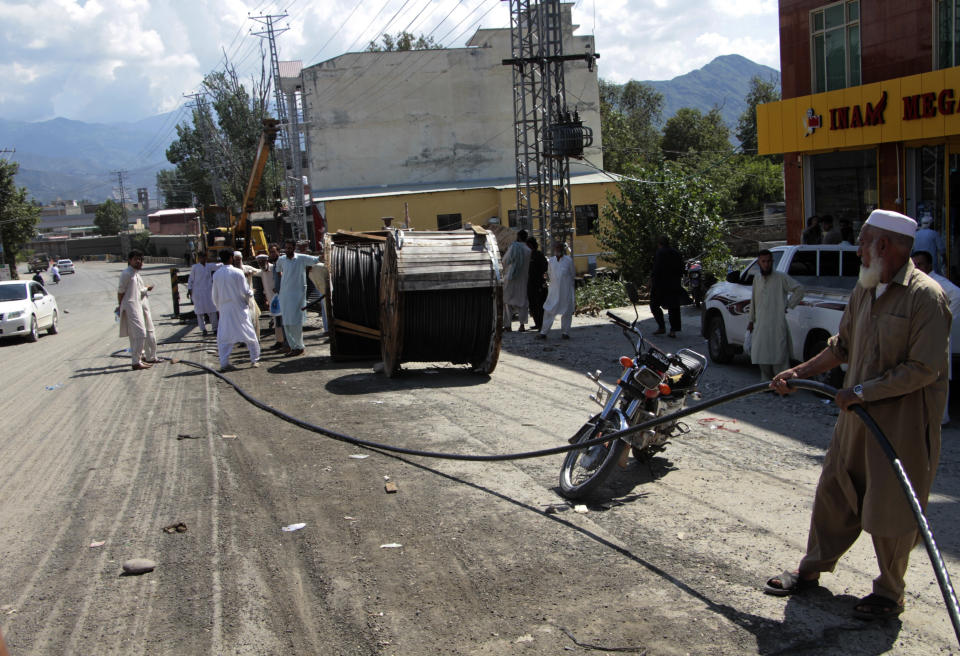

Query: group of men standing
<box><xmin>118</xmin><ymin>238</ymin><xmax>321</xmax><ymax>373</ymax></box>
<box><xmin>501</xmin><ymin>230</ymin><xmax>576</xmax><ymax>339</ymax></box>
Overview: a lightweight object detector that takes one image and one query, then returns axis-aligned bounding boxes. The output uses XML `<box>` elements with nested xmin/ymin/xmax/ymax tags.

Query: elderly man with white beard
<box><xmin>765</xmin><ymin>209</ymin><xmax>951</xmax><ymax>622</ymax></box>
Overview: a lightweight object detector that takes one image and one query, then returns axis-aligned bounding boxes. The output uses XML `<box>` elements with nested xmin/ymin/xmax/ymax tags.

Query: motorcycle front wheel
<box><xmin>558</xmin><ymin>414</ymin><xmax>628</xmax><ymax>500</ymax></box>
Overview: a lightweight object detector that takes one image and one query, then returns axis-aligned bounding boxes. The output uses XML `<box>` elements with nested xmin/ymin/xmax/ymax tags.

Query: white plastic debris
<box><xmin>574</xmin><ymin>504</ymin><xmax>589</xmax><ymax>513</ymax></box>
<box><xmin>380</xmin><ymin>543</ymin><xmax>402</xmax><ymax>549</ymax></box>
<box><xmin>281</xmin><ymin>523</ymin><xmax>306</xmax><ymax>532</ymax></box>
<box><xmin>89</xmin><ymin>540</ymin><xmax>105</xmax><ymax>548</ymax></box>
<box><xmin>349</xmin><ymin>454</ymin><xmax>369</xmax><ymax>459</ymax></box>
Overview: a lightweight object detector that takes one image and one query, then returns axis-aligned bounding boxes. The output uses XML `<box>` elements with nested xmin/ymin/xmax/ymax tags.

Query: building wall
<box><xmin>322</xmin><ymin>180</ymin><xmax>618</xmax><ymax>273</ymax></box>
<box><xmin>299</xmin><ymin>5</ymin><xmax>600</xmax><ymax>193</ymax></box>
<box><xmin>779</xmin><ymin>1</ymin><xmax>934</xmax><ymax>100</ymax></box>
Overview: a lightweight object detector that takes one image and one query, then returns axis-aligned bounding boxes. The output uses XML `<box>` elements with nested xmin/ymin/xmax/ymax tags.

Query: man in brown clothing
<box><xmin>766</xmin><ymin>209</ymin><xmax>951</xmax><ymax>620</ymax></box>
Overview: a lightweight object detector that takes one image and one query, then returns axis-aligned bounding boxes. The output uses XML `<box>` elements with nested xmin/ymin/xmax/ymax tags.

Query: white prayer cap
<box><xmin>255</xmin><ymin>253</ymin><xmax>268</xmax><ymax>259</ymax></box>
<box><xmin>864</xmin><ymin>209</ymin><xmax>917</xmax><ymax>238</ymax></box>
<box><xmin>233</xmin><ymin>250</ymin><xmax>242</xmax><ymax>257</ymax></box>
<box><xmin>921</xmin><ymin>215</ymin><xmax>934</xmax><ymax>227</ymax></box>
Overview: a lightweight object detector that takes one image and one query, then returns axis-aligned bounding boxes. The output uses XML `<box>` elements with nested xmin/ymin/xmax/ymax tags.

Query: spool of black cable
<box><xmin>325</xmin><ymin>231</ymin><xmax>386</xmax><ymax>360</ymax></box>
<box><xmin>380</xmin><ymin>228</ymin><xmax>503</xmax><ymax>376</ymax></box>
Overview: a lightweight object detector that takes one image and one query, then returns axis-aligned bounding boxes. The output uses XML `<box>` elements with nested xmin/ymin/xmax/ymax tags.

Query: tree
<box><xmin>366</xmin><ymin>31</ymin><xmax>441</xmax><ymax>51</ymax></box>
<box><xmin>0</xmin><ymin>159</ymin><xmax>40</xmax><ymax>275</ymax></box>
<box><xmin>165</xmin><ymin>61</ymin><xmax>279</xmax><ymax>227</ymax></box>
<box><xmin>598</xmin><ymin>79</ymin><xmax>663</xmax><ymax>173</ymax></box>
<box><xmin>156</xmin><ymin>169</ymin><xmax>194</xmax><ymax>209</ymax></box>
<box><xmin>94</xmin><ymin>199</ymin><xmax>127</xmax><ymax>235</ymax></box>
<box><xmin>598</xmin><ymin>160</ymin><xmax>731</xmax><ymax>286</ymax></box>
<box><xmin>661</xmin><ymin>107</ymin><xmax>732</xmax><ymax>160</ymax></box>
<box><xmin>736</xmin><ymin>75</ymin><xmax>781</xmax><ymax>155</ymax></box>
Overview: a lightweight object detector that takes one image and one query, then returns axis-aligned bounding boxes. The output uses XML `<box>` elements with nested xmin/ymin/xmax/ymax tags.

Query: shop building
<box><xmin>758</xmin><ymin>1</ymin><xmax>960</xmax><ymax>278</ymax></box>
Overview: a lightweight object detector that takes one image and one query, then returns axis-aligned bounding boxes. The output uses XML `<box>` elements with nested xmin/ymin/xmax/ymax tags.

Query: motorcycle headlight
<box><xmin>7</xmin><ymin>310</ymin><xmax>23</xmax><ymax>319</ymax></box>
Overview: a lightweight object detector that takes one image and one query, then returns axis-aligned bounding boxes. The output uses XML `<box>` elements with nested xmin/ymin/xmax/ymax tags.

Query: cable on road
<box><xmin>171</xmin><ymin>356</ymin><xmax>960</xmax><ymax>644</ymax></box>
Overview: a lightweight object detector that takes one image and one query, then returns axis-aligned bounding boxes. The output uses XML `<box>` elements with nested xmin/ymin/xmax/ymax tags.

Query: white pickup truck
<box><xmin>700</xmin><ymin>244</ymin><xmax>960</xmax><ymax>383</ymax></box>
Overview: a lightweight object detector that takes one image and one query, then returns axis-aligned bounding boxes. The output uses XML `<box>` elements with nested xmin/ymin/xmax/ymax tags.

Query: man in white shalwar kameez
<box><xmin>501</xmin><ymin>230</ymin><xmax>531</xmax><ymax>331</ymax></box>
<box><xmin>187</xmin><ymin>250</ymin><xmax>219</xmax><ymax>335</ymax></box>
<box><xmin>233</xmin><ymin>251</ymin><xmax>262</xmax><ymax>340</ymax></box>
<box><xmin>211</xmin><ymin>249</ymin><xmax>260</xmax><ymax>371</ymax></box>
<box><xmin>748</xmin><ymin>249</ymin><xmax>805</xmax><ymax>380</ymax></box>
<box><xmin>275</xmin><ymin>238</ymin><xmax>320</xmax><ymax>356</ymax></box>
<box><xmin>117</xmin><ymin>249</ymin><xmax>157</xmax><ymax>370</ymax></box>
<box><xmin>537</xmin><ymin>242</ymin><xmax>576</xmax><ymax>339</ymax></box>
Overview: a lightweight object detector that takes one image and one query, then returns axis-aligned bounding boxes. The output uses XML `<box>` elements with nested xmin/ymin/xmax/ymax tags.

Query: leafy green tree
<box><xmin>165</xmin><ymin>63</ymin><xmax>279</xmax><ymax>227</ymax></box>
<box><xmin>0</xmin><ymin>159</ymin><xmax>40</xmax><ymax>276</ymax></box>
<box><xmin>726</xmin><ymin>156</ymin><xmax>784</xmax><ymax>218</ymax></box>
<box><xmin>736</xmin><ymin>75</ymin><xmax>781</xmax><ymax>156</ymax></box>
<box><xmin>598</xmin><ymin>79</ymin><xmax>663</xmax><ymax>173</ymax></box>
<box><xmin>661</xmin><ymin>107</ymin><xmax>732</xmax><ymax>160</ymax></box>
<box><xmin>598</xmin><ymin>160</ymin><xmax>731</xmax><ymax>285</ymax></box>
<box><xmin>94</xmin><ymin>199</ymin><xmax>127</xmax><ymax>235</ymax></box>
<box><xmin>366</xmin><ymin>31</ymin><xmax>441</xmax><ymax>51</ymax></box>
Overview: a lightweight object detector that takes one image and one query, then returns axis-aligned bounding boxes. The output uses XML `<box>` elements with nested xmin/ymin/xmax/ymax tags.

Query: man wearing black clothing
<box><xmin>649</xmin><ymin>236</ymin><xmax>685</xmax><ymax>338</ymax></box>
<box><xmin>526</xmin><ymin>237</ymin><xmax>548</xmax><ymax>331</ymax></box>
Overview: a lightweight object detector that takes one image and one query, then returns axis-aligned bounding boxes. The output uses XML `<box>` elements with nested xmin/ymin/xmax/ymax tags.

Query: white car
<box><xmin>0</xmin><ymin>280</ymin><xmax>60</xmax><ymax>342</ymax></box>
<box><xmin>57</xmin><ymin>258</ymin><xmax>75</xmax><ymax>274</ymax></box>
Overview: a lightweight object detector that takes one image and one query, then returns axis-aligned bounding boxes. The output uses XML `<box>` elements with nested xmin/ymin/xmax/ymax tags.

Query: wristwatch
<box><xmin>853</xmin><ymin>384</ymin><xmax>865</xmax><ymax>400</ymax></box>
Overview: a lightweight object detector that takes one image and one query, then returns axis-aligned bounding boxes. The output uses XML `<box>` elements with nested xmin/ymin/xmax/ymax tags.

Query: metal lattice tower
<box><xmin>252</xmin><ymin>13</ymin><xmax>307</xmax><ymax>241</ymax></box>
<box><xmin>504</xmin><ymin>0</ymin><xmax>596</xmax><ymax>250</ymax></box>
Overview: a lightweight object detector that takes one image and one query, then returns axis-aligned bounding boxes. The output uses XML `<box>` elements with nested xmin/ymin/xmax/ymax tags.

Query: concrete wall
<box><xmin>299</xmin><ymin>5</ymin><xmax>601</xmax><ymax>193</ymax></box>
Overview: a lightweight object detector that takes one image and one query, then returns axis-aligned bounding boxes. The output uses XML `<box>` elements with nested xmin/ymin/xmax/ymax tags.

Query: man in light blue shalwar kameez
<box><xmin>275</xmin><ymin>238</ymin><xmax>320</xmax><ymax>356</ymax></box>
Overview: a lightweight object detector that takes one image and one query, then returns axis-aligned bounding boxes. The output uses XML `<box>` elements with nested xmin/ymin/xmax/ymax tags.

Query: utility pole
<box><xmin>503</xmin><ymin>0</ymin><xmax>596</xmax><ymax>251</ymax></box>
<box><xmin>251</xmin><ymin>12</ymin><xmax>307</xmax><ymax>243</ymax></box>
<box><xmin>111</xmin><ymin>170</ymin><xmax>129</xmax><ymax>230</ymax></box>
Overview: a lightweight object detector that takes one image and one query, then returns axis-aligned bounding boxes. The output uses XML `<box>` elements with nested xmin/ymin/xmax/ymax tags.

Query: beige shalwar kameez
<box><xmin>118</xmin><ymin>265</ymin><xmax>156</xmax><ymax>366</ymax></box>
<box><xmin>749</xmin><ymin>270</ymin><xmax>804</xmax><ymax>379</ymax></box>
<box><xmin>799</xmin><ymin>260</ymin><xmax>950</xmax><ymax>603</ymax></box>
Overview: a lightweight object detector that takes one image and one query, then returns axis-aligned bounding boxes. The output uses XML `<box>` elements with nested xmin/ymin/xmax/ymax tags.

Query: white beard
<box><xmin>858</xmin><ymin>244</ymin><xmax>883</xmax><ymax>289</ymax></box>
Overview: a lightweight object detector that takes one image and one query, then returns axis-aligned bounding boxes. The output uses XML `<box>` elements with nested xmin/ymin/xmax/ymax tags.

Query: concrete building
<box><xmin>758</xmin><ymin>0</ymin><xmax>960</xmax><ymax>280</ymax></box>
<box><xmin>281</xmin><ymin>2</ymin><xmax>611</xmax><ymax>271</ymax></box>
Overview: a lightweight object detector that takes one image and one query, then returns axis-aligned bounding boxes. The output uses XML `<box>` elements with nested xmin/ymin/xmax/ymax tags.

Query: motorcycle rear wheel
<box><xmin>558</xmin><ymin>414</ymin><xmax>628</xmax><ymax>500</ymax></box>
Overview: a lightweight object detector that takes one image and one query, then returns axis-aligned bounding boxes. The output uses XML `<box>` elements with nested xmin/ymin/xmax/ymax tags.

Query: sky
<box><xmin>0</xmin><ymin>0</ymin><xmax>780</xmax><ymax>126</ymax></box>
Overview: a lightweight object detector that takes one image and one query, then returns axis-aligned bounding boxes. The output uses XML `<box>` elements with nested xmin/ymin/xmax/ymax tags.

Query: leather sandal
<box><xmin>763</xmin><ymin>570</ymin><xmax>819</xmax><ymax>596</ymax></box>
<box><xmin>852</xmin><ymin>593</ymin><xmax>903</xmax><ymax>620</ymax></box>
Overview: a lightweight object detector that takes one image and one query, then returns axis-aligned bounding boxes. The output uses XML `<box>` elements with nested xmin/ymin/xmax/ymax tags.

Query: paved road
<box><xmin>2</xmin><ymin>261</ymin><xmax>959</xmax><ymax>655</ymax></box>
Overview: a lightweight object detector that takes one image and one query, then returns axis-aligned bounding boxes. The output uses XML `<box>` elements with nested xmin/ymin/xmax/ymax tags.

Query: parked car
<box><xmin>57</xmin><ymin>258</ymin><xmax>75</xmax><ymax>274</ymax></box>
<box><xmin>0</xmin><ymin>280</ymin><xmax>60</xmax><ymax>342</ymax></box>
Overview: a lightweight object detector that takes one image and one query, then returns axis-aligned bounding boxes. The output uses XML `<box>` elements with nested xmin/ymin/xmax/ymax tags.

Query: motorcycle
<box><xmin>684</xmin><ymin>257</ymin><xmax>712</xmax><ymax>307</ymax></box>
<box><xmin>558</xmin><ymin>284</ymin><xmax>708</xmax><ymax>500</ymax></box>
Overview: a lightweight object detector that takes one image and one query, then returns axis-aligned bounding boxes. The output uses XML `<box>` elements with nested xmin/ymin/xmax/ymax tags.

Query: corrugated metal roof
<box><xmin>278</xmin><ymin>60</ymin><xmax>302</xmax><ymax>79</ymax></box>
<box><xmin>311</xmin><ymin>172</ymin><xmax>618</xmax><ymax>203</ymax></box>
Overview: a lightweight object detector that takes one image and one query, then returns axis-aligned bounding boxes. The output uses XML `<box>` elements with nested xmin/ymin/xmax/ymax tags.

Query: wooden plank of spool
<box><xmin>333</xmin><ymin>318</ymin><xmax>381</xmax><ymax>339</ymax></box>
<box><xmin>324</xmin><ymin>233</ymin><xmax>343</xmax><ymax>359</ymax></box>
<box><xmin>399</xmin><ymin>279</ymin><xmax>495</xmax><ymax>292</ymax></box>
<box><xmin>478</xmin><ymin>230</ymin><xmax>503</xmax><ymax>374</ymax></box>
<box><xmin>379</xmin><ymin>234</ymin><xmax>403</xmax><ymax>377</ymax></box>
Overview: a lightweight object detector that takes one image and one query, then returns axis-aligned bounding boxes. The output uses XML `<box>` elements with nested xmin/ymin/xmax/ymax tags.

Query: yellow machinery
<box><xmin>200</xmin><ymin>118</ymin><xmax>279</xmax><ymax>261</ymax></box>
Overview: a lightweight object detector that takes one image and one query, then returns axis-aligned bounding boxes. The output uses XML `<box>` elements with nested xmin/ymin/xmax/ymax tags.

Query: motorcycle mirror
<box><xmin>624</xmin><ymin>281</ymin><xmax>640</xmax><ymax>305</ymax></box>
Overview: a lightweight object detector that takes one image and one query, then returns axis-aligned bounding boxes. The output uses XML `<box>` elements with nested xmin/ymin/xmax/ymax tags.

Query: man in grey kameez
<box><xmin>748</xmin><ymin>249</ymin><xmax>804</xmax><ymax>380</ymax></box>
<box><xmin>767</xmin><ymin>210</ymin><xmax>950</xmax><ymax>621</ymax></box>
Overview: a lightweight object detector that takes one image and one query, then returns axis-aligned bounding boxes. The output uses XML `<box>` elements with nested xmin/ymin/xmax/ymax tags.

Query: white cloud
<box><xmin>0</xmin><ymin>0</ymin><xmax>780</xmax><ymax>123</ymax></box>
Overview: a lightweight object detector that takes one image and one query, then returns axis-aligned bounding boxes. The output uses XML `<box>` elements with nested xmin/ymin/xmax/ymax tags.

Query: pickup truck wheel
<box><xmin>806</xmin><ymin>336</ymin><xmax>843</xmax><ymax>389</ymax></box>
<box><xmin>707</xmin><ymin>315</ymin><xmax>733</xmax><ymax>364</ymax></box>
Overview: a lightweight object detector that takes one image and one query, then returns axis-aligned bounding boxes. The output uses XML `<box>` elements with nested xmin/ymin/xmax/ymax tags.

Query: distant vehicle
<box><xmin>0</xmin><ymin>280</ymin><xmax>59</xmax><ymax>342</ymax></box>
<box><xmin>57</xmin><ymin>259</ymin><xmax>75</xmax><ymax>274</ymax></box>
<box><xmin>28</xmin><ymin>254</ymin><xmax>50</xmax><ymax>273</ymax></box>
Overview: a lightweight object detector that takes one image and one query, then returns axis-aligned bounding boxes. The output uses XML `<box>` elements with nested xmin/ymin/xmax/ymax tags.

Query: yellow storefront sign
<box><xmin>757</xmin><ymin>66</ymin><xmax>960</xmax><ymax>154</ymax></box>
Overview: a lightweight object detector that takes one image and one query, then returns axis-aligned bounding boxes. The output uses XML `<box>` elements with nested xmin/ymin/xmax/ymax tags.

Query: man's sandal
<box><xmin>763</xmin><ymin>570</ymin><xmax>820</xmax><ymax>596</ymax></box>
<box><xmin>852</xmin><ymin>593</ymin><xmax>903</xmax><ymax>620</ymax></box>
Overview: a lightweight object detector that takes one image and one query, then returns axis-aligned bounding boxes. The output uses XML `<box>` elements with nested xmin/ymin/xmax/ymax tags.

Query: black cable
<box><xmin>329</xmin><ymin>241</ymin><xmax>383</xmax><ymax>357</ymax></box>
<box><xmin>173</xmin><ymin>359</ymin><xmax>959</xmax><ymax>643</ymax></box>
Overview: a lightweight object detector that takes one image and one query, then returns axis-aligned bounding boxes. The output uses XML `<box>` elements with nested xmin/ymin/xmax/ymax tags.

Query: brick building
<box><xmin>759</xmin><ymin>1</ymin><xmax>960</xmax><ymax>279</ymax></box>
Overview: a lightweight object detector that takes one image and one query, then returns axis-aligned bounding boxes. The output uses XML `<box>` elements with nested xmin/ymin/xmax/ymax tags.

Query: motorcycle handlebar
<box><xmin>606</xmin><ymin>311</ymin><xmax>632</xmax><ymax>328</ymax></box>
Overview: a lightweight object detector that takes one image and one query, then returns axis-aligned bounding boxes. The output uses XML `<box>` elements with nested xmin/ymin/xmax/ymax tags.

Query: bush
<box><xmin>576</xmin><ymin>277</ymin><xmax>630</xmax><ymax>313</ymax></box>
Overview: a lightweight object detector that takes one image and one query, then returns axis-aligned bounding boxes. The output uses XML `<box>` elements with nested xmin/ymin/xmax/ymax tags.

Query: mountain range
<box><xmin>2</xmin><ymin>55</ymin><xmax>780</xmax><ymax>204</ymax></box>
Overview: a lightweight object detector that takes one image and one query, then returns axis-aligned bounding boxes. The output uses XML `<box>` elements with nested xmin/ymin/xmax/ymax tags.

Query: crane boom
<box><xmin>236</xmin><ymin>118</ymin><xmax>280</xmax><ymax>258</ymax></box>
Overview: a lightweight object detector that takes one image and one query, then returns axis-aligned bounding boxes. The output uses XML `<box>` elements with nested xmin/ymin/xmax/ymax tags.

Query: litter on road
<box><xmin>384</xmin><ymin>482</ymin><xmax>398</xmax><ymax>493</ymax></box>
<box><xmin>121</xmin><ymin>559</ymin><xmax>156</xmax><ymax>575</ymax></box>
<box><xmin>348</xmin><ymin>454</ymin><xmax>369</xmax><ymax>459</ymax></box>
<box><xmin>89</xmin><ymin>541</ymin><xmax>105</xmax><ymax>548</ymax></box>
<box><xmin>380</xmin><ymin>543</ymin><xmax>402</xmax><ymax>549</ymax></box>
<box><xmin>281</xmin><ymin>523</ymin><xmax>306</xmax><ymax>532</ymax></box>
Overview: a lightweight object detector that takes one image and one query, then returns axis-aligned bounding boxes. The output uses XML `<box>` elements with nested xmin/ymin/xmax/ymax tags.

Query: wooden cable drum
<box><xmin>379</xmin><ymin>227</ymin><xmax>503</xmax><ymax>377</ymax></box>
<box><xmin>324</xmin><ymin>231</ymin><xmax>388</xmax><ymax>360</ymax></box>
